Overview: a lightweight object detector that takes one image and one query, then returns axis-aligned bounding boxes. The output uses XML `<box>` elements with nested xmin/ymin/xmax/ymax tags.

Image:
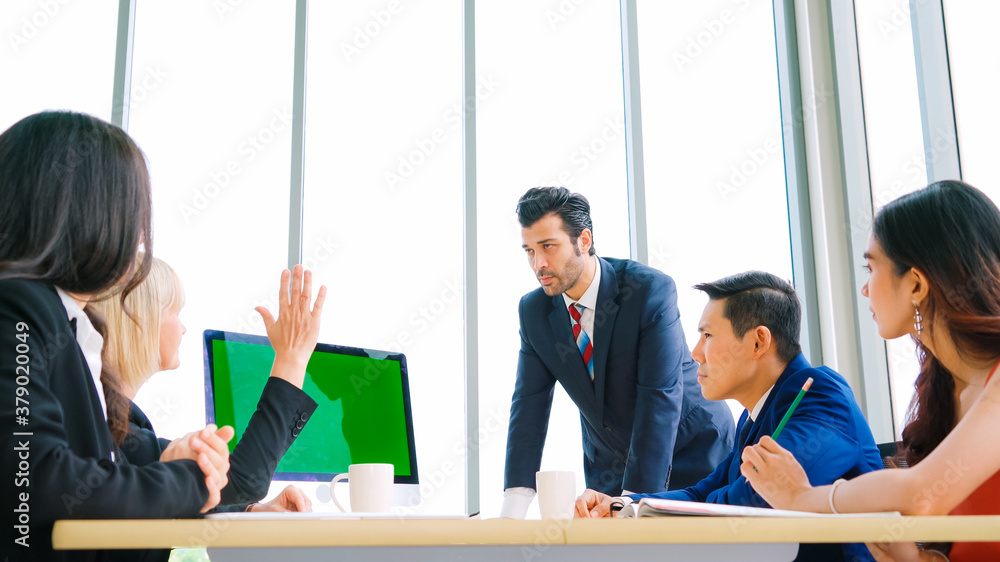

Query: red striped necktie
<box><xmin>568</xmin><ymin>303</ymin><xmax>594</xmax><ymax>380</ymax></box>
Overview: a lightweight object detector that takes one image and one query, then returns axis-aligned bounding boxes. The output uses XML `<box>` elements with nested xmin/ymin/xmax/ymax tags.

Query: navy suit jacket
<box><xmin>505</xmin><ymin>257</ymin><xmax>734</xmax><ymax>495</ymax></box>
<box><xmin>631</xmin><ymin>354</ymin><xmax>882</xmax><ymax>562</ymax></box>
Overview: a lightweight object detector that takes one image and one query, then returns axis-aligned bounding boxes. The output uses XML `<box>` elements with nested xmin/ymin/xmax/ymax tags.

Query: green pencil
<box><xmin>771</xmin><ymin>377</ymin><xmax>813</xmax><ymax>440</ymax></box>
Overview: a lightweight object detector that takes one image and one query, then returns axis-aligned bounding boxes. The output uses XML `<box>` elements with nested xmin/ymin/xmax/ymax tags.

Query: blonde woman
<box><xmin>93</xmin><ymin>258</ymin><xmax>319</xmax><ymax>513</ymax></box>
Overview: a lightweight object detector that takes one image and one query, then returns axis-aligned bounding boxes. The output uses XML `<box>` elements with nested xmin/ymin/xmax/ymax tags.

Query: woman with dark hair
<box><xmin>0</xmin><ymin>112</ymin><xmax>326</xmax><ymax>561</ymax></box>
<box><xmin>741</xmin><ymin>180</ymin><xmax>1000</xmax><ymax>561</ymax></box>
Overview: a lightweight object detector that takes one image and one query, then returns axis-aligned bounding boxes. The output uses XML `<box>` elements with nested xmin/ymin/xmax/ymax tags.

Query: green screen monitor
<box><xmin>203</xmin><ymin>330</ymin><xmax>419</xmax><ymax>491</ymax></box>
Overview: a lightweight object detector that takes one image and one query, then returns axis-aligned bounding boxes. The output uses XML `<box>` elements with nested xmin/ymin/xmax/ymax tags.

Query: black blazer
<box><xmin>2</xmin><ymin>279</ymin><xmax>204</xmax><ymax>561</ymax></box>
<box><xmin>121</xmin><ymin>377</ymin><xmax>317</xmax><ymax>506</ymax></box>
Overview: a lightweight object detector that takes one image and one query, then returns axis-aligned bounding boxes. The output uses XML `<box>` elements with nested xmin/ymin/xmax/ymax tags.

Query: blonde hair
<box><xmin>91</xmin><ymin>256</ymin><xmax>185</xmax><ymax>391</ymax></box>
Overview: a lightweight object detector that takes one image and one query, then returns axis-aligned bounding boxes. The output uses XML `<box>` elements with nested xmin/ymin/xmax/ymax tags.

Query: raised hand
<box><xmin>255</xmin><ymin>265</ymin><xmax>327</xmax><ymax>388</ymax></box>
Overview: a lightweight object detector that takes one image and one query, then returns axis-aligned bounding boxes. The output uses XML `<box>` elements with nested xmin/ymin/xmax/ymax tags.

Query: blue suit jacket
<box><xmin>631</xmin><ymin>354</ymin><xmax>882</xmax><ymax>562</ymax></box>
<box><xmin>504</xmin><ymin>257</ymin><xmax>734</xmax><ymax>495</ymax></box>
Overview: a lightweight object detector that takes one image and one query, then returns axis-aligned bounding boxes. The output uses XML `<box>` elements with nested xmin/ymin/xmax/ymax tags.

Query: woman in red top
<box><xmin>741</xmin><ymin>180</ymin><xmax>1000</xmax><ymax>561</ymax></box>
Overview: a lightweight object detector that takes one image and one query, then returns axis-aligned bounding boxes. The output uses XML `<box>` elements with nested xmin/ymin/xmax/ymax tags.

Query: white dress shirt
<box><xmin>56</xmin><ymin>287</ymin><xmax>108</xmax><ymax>422</ymax></box>
<box><xmin>748</xmin><ymin>386</ymin><xmax>774</xmax><ymax>423</ymax></box>
<box><xmin>500</xmin><ymin>255</ymin><xmax>601</xmax><ymax>519</ymax></box>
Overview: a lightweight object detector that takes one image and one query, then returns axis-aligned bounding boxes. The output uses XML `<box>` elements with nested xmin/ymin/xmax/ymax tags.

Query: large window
<box><xmin>943</xmin><ymin>0</ymin><xmax>1000</xmax><ymax>197</ymax></box>
<box><xmin>127</xmin><ymin>1</ymin><xmax>296</xmax><ymax>441</ymax></box>
<box><xmin>9</xmin><ymin>1</ymin><xmax>918</xmax><ymax>517</ymax></box>
<box><xmin>476</xmin><ymin>0</ymin><xmax>630</xmax><ymax>518</ymax></box>
<box><xmin>637</xmin><ymin>0</ymin><xmax>793</xmax><ymax>419</ymax></box>
<box><xmin>0</xmin><ymin>1</ymin><xmax>118</xmax><ymax>130</ymax></box>
<box><xmin>301</xmin><ymin>1</ymin><xmax>465</xmax><ymax>514</ymax></box>
<box><xmin>854</xmin><ymin>0</ymin><xmax>929</xmax><ymax>436</ymax></box>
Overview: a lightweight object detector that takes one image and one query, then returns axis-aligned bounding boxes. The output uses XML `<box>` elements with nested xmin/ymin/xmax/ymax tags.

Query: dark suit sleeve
<box><xmin>629</xmin><ymin>449</ymin><xmax>734</xmax><ymax>504</ymax></box>
<box><xmin>765</xmin><ymin>373</ymin><xmax>870</xmax><ymax>488</ymax></box>
<box><xmin>503</xmin><ymin>296</ymin><xmax>557</xmax><ymax>490</ymax></box>
<box><xmin>634</xmin><ymin>376</ymin><xmax>870</xmax><ymax>508</ymax></box>
<box><xmin>698</xmin><ymin>381</ymin><xmax>867</xmax><ymax>507</ymax></box>
<box><xmin>220</xmin><ymin>377</ymin><xmax>317</xmax><ymax>505</ymax></box>
<box><xmin>0</xmin><ymin>283</ymin><xmax>208</xmax><ymax>526</ymax></box>
<box><xmin>621</xmin><ymin>273</ymin><xmax>686</xmax><ymax>493</ymax></box>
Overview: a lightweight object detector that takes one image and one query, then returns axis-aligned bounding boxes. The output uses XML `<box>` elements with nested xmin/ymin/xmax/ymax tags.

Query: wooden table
<box><xmin>52</xmin><ymin>515</ymin><xmax>1000</xmax><ymax>561</ymax></box>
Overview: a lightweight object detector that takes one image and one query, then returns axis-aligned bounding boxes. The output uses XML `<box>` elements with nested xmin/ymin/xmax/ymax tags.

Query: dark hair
<box><xmin>873</xmin><ymin>180</ymin><xmax>1000</xmax><ymax>466</ymax></box>
<box><xmin>516</xmin><ymin>187</ymin><xmax>596</xmax><ymax>256</ymax></box>
<box><xmin>694</xmin><ymin>271</ymin><xmax>803</xmax><ymax>363</ymax></box>
<box><xmin>0</xmin><ymin>111</ymin><xmax>154</xmax><ymax>446</ymax></box>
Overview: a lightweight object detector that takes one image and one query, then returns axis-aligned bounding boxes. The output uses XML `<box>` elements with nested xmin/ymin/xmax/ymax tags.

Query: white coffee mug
<box><xmin>330</xmin><ymin>463</ymin><xmax>394</xmax><ymax>513</ymax></box>
<box><xmin>536</xmin><ymin>470</ymin><xmax>577</xmax><ymax>519</ymax></box>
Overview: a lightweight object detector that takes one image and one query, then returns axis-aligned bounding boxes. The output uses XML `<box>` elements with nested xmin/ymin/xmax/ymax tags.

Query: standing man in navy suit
<box><xmin>500</xmin><ymin>187</ymin><xmax>734</xmax><ymax>518</ymax></box>
<box><xmin>574</xmin><ymin>271</ymin><xmax>882</xmax><ymax>562</ymax></box>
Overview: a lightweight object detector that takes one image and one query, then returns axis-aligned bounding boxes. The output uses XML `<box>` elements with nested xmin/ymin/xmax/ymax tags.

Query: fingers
<box><xmin>574</xmin><ymin>492</ymin><xmax>594</xmax><ymax>518</ymax></box>
<box><xmin>757</xmin><ymin>435</ymin><xmax>782</xmax><ymax>453</ymax></box>
<box><xmin>301</xmin><ymin>269</ymin><xmax>312</xmax><ymax>308</ymax></box>
<box><xmin>215</xmin><ymin>425</ymin><xmax>235</xmax><ymax>443</ymax></box>
<box><xmin>740</xmin><ymin>445</ymin><xmax>765</xmax><ymax>478</ymax></box>
<box><xmin>312</xmin><ymin>285</ymin><xmax>327</xmax><ymax>318</ymax></box>
<box><xmin>591</xmin><ymin>495</ymin><xmax>612</xmax><ymax>518</ymax></box>
<box><xmin>574</xmin><ymin>490</ymin><xmax>611</xmax><ymax>518</ymax></box>
<box><xmin>191</xmin><ymin>424</ymin><xmax>230</xmax><ymax>491</ymax></box>
<box><xmin>200</xmin><ymin>475</ymin><xmax>221</xmax><ymax>514</ymax></box>
<box><xmin>283</xmin><ymin>485</ymin><xmax>312</xmax><ymax>512</ymax></box>
<box><xmin>255</xmin><ymin>306</ymin><xmax>276</xmax><ymax>329</ymax></box>
<box><xmin>290</xmin><ymin>265</ymin><xmax>303</xmax><ymax>307</ymax></box>
<box><xmin>278</xmin><ymin>268</ymin><xmax>291</xmax><ymax>317</ymax></box>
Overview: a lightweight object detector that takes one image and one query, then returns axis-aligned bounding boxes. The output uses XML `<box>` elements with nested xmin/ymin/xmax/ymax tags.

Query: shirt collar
<box><xmin>748</xmin><ymin>385</ymin><xmax>773</xmax><ymax>423</ymax></box>
<box><xmin>562</xmin><ymin>255</ymin><xmax>601</xmax><ymax>310</ymax></box>
<box><xmin>55</xmin><ymin>287</ymin><xmax>106</xmax><ymax>416</ymax></box>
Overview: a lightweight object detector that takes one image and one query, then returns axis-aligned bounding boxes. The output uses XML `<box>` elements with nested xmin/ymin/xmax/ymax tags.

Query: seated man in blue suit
<box><xmin>574</xmin><ymin>271</ymin><xmax>882</xmax><ymax>562</ymax></box>
<box><xmin>501</xmin><ymin>187</ymin><xmax>735</xmax><ymax>518</ymax></box>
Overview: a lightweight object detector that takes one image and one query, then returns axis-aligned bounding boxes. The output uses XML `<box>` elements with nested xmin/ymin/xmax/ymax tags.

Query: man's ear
<box><xmin>578</xmin><ymin>228</ymin><xmax>593</xmax><ymax>254</ymax></box>
<box><xmin>752</xmin><ymin>326</ymin><xmax>772</xmax><ymax>359</ymax></box>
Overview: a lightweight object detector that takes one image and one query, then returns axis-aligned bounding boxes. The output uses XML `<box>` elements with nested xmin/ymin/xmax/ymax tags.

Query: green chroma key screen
<box><xmin>203</xmin><ymin>330</ymin><xmax>418</xmax><ymax>483</ymax></box>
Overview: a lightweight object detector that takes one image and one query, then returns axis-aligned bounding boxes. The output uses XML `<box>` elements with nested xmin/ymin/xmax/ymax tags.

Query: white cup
<box><xmin>536</xmin><ymin>470</ymin><xmax>577</xmax><ymax>519</ymax></box>
<box><xmin>330</xmin><ymin>463</ymin><xmax>394</xmax><ymax>513</ymax></box>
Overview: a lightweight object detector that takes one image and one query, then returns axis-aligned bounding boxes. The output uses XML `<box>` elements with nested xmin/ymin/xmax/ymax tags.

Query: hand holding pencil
<box><xmin>739</xmin><ymin>377</ymin><xmax>815</xmax><ymax>511</ymax></box>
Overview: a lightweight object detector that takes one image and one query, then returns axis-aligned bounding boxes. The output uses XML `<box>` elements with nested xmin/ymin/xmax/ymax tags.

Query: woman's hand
<box><xmin>159</xmin><ymin>424</ymin><xmax>235</xmax><ymax>513</ymax></box>
<box><xmin>255</xmin><ymin>265</ymin><xmax>327</xmax><ymax>388</ymax></box>
<box><xmin>574</xmin><ymin>489</ymin><xmax>616</xmax><ymax>518</ymax></box>
<box><xmin>739</xmin><ymin>436</ymin><xmax>813</xmax><ymax>511</ymax></box>
<box><xmin>248</xmin><ymin>485</ymin><xmax>313</xmax><ymax>512</ymax></box>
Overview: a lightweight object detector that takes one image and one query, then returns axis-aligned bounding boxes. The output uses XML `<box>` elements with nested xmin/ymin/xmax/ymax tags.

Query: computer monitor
<box><xmin>203</xmin><ymin>330</ymin><xmax>420</xmax><ymax>505</ymax></box>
